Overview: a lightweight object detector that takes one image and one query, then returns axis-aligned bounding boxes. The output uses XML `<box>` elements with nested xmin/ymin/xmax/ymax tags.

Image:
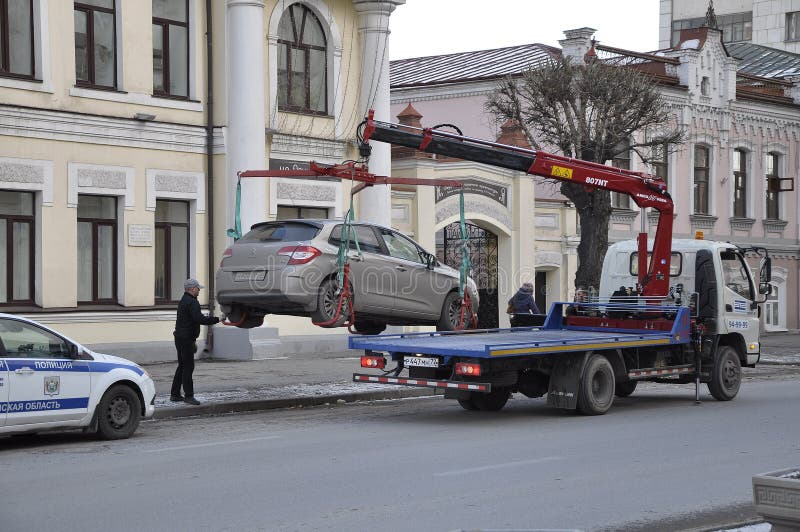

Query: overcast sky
<box><xmin>389</xmin><ymin>0</ymin><xmax>661</xmax><ymax>60</ymax></box>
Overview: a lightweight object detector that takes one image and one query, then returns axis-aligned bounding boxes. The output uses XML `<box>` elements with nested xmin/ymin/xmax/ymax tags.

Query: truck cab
<box><xmin>600</xmin><ymin>238</ymin><xmax>769</xmax><ymax>366</ymax></box>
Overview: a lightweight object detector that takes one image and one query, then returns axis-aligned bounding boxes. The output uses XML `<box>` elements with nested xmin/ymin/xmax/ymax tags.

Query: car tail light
<box><xmin>455</xmin><ymin>362</ymin><xmax>481</xmax><ymax>376</ymax></box>
<box><xmin>361</xmin><ymin>354</ymin><xmax>386</xmax><ymax>369</ymax></box>
<box><xmin>278</xmin><ymin>245</ymin><xmax>322</xmax><ymax>265</ymax></box>
<box><xmin>220</xmin><ymin>247</ymin><xmax>233</xmax><ymax>267</ymax></box>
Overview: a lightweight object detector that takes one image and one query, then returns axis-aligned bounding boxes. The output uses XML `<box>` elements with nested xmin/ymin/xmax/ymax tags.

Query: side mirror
<box><xmin>760</xmin><ymin>256</ymin><xmax>771</xmax><ymax>284</ymax></box>
<box><xmin>422</xmin><ymin>251</ymin><xmax>437</xmax><ymax>269</ymax></box>
<box><xmin>759</xmin><ymin>283</ymin><xmax>772</xmax><ymax>296</ymax></box>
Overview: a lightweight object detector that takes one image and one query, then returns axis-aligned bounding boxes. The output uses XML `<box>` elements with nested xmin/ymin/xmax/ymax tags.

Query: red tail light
<box><xmin>220</xmin><ymin>247</ymin><xmax>233</xmax><ymax>267</ymax></box>
<box><xmin>278</xmin><ymin>245</ymin><xmax>322</xmax><ymax>265</ymax></box>
<box><xmin>455</xmin><ymin>362</ymin><xmax>481</xmax><ymax>376</ymax></box>
<box><xmin>361</xmin><ymin>354</ymin><xmax>386</xmax><ymax>369</ymax></box>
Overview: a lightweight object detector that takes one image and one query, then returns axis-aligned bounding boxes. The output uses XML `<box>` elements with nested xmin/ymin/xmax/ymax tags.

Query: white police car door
<box><xmin>0</xmin><ymin>318</ymin><xmax>91</xmax><ymax>426</ymax></box>
<box><xmin>0</xmin><ymin>358</ymin><xmax>7</xmax><ymax>427</ymax></box>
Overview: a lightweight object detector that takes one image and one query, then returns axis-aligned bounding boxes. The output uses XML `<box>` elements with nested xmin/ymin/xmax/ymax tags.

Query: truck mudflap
<box><xmin>353</xmin><ymin>373</ymin><xmax>492</xmax><ymax>392</ymax></box>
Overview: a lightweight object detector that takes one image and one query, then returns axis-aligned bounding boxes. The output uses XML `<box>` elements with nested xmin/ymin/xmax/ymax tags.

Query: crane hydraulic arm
<box><xmin>360</xmin><ymin>110</ymin><xmax>675</xmax><ymax>298</ymax></box>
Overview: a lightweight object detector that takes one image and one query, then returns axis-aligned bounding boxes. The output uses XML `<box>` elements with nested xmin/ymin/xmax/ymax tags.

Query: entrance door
<box><xmin>438</xmin><ymin>222</ymin><xmax>499</xmax><ymax>328</ymax></box>
<box><xmin>535</xmin><ymin>271</ymin><xmax>548</xmax><ymax>315</ymax></box>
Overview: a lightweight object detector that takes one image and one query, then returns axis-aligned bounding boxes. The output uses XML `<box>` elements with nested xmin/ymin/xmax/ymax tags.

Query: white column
<box><xmin>353</xmin><ymin>0</ymin><xmax>405</xmax><ymax>226</ymax></box>
<box><xmin>226</xmin><ymin>0</ymin><xmax>267</xmax><ymax>235</ymax></box>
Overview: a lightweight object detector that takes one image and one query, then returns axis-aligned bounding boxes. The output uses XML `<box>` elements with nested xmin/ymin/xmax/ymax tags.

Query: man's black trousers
<box><xmin>171</xmin><ymin>337</ymin><xmax>196</xmax><ymax>398</ymax></box>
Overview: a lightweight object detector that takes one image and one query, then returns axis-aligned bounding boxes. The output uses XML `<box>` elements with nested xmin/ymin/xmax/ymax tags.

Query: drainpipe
<box><xmin>204</xmin><ymin>0</ymin><xmax>215</xmax><ymax>354</ymax></box>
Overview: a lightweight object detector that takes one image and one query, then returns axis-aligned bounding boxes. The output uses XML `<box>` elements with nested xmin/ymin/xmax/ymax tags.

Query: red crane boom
<box><xmin>360</xmin><ymin>110</ymin><xmax>675</xmax><ymax>298</ymax></box>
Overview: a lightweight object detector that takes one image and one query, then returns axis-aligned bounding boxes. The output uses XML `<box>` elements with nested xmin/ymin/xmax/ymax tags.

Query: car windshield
<box><xmin>239</xmin><ymin>222</ymin><xmax>321</xmax><ymax>243</ymax></box>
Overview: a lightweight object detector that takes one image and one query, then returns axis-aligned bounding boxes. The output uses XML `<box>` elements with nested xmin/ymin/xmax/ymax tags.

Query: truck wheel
<box><xmin>707</xmin><ymin>345</ymin><xmax>741</xmax><ymax>401</ymax></box>
<box><xmin>312</xmin><ymin>278</ymin><xmax>351</xmax><ymax>327</ymax></box>
<box><xmin>457</xmin><ymin>396</ymin><xmax>479</xmax><ymax>411</ymax></box>
<box><xmin>577</xmin><ymin>354</ymin><xmax>615</xmax><ymax>415</ymax></box>
<box><xmin>96</xmin><ymin>385</ymin><xmax>141</xmax><ymax>440</ymax></box>
<box><xmin>437</xmin><ymin>292</ymin><xmax>463</xmax><ymax>331</ymax></box>
<box><xmin>472</xmin><ymin>389</ymin><xmax>511</xmax><ymax>411</ymax></box>
<box><xmin>614</xmin><ymin>380</ymin><xmax>638</xmax><ymax>398</ymax></box>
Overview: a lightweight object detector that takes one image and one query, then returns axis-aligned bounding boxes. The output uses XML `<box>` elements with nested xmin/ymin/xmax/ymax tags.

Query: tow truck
<box><xmin>350</xmin><ymin>111</ymin><xmax>771</xmax><ymax>414</ymax></box>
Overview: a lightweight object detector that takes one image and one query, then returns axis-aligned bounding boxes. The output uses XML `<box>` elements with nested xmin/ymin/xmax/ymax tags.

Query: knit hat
<box><xmin>184</xmin><ymin>278</ymin><xmax>204</xmax><ymax>290</ymax></box>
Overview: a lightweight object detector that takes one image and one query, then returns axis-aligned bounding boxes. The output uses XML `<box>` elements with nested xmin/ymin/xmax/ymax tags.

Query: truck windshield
<box><xmin>720</xmin><ymin>250</ymin><xmax>754</xmax><ymax>300</ymax></box>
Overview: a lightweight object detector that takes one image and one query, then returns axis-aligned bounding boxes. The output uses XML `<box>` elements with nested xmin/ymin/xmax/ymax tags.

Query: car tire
<box><xmin>707</xmin><ymin>345</ymin><xmax>741</xmax><ymax>401</ymax></box>
<box><xmin>312</xmin><ymin>277</ymin><xmax>351</xmax><ymax>327</ymax></box>
<box><xmin>96</xmin><ymin>384</ymin><xmax>141</xmax><ymax>440</ymax></box>
<box><xmin>437</xmin><ymin>291</ymin><xmax>464</xmax><ymax>331</ymax></box>
<box><xmin>576</xmin><ymin>354</ymin><xmax>615</xmax><ymax>415</ymax></box>
<box><xmin>353</xmin><ymin>320</ymin><xmax>386</xmax><ymax>335</ymax></box>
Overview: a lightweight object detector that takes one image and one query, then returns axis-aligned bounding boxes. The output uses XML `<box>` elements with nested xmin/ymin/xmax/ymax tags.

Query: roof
<box><xmin>390</xmin><ymin>43</ymin><xmax>560</xmax><ymax>88</ymax></box>
<box><xmin>727</xmin><ymin>42</ymin><xmax>800</xmax><ymax>79</ymax></box>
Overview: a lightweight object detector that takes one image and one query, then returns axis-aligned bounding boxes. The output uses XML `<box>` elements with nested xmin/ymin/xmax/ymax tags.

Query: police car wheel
<box><xmin>96</xmin><ymin>385</ymin><xmax>141</xmax><ymax>440</ymax></box>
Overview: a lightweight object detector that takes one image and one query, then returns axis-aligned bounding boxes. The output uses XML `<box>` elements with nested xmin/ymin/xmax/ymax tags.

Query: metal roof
<box><xmin>390</xmin><ymin>43</ymin><xmax>560</xmax><ymax>87</ymax></box>
<box><xmin>727</xmin><ymin>42</ymin><xmax>800</xmax><ymax>79</ymax></box>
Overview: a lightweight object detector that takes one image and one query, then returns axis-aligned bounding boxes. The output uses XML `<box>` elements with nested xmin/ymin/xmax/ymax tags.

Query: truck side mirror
<box><xmin>760</xmin><ymin>256</ymin><xmax>771</xmax><ymax>284</ymax></box>
<box><xmin>759</xmin><ymin>283</ymin><xmax>772</xmax><ymax>296</ymax></box>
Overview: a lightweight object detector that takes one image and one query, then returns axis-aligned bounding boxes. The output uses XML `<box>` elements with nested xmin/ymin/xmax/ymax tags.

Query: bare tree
<box><xmin>487</xmin><ymin>56</ymin><xmax>683</xmax><ymax>293</ymax></box>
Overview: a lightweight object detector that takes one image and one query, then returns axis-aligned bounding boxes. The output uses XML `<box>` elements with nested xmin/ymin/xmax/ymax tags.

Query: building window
<box><xmin>0</xmin><ymin>0</ymin><xmax>34</xmax><ymax>79</ymax></box>
<box><xmin>155</xmin><ymin>199</ymin><xmax>189</xmax><ymax>302</ymax></box>
<box><xmin>701</xmin><ymin>76</ymin><xmax>710</xmax><ymax>96</ymax></box>
<box><xmin>732</xmin><ymin>148</ymin><xmax>747</xmax><ymax>218</ymax></box>
<box><xmin>74</xmin><ymin>0</ymin><xmax>116</xmax><ymax>89</ymax></box>
<box><xmin>152</xmin><ymin>0</ymin><xmax>188</xmax><ymax>98</ymax></box>
<box><xmin>765</xmin><ymin>283</ymin><xmax>780</xmax><ymax>329</ymax></box>
<box><xmin>693</xmin><ymin>145</ymin><xmax>710</xmax><ymax>214</ymax></box>
<box><xmin>277</xmin><ymin>3</ymin><xmax>327</xmax><ymax>114</ymax></box>
<box><xmin>611</xmin><ymin>142</ymin><xmax>631</xmax><ymax>209</ymax></box>
<box><xmin>787</xmin><ymin>12</ymin><xmax>800</xmax><ymax>41</ymax></box>
<box><xmin>77</xmin><ymin>194</ymin><xmax>116</xmax><ymax>303</ymax></box>
<box><xmin>0</xmin><ymin>190</ymin><xmax>34</xmax><ymax>304</ymax></box>
<box><xmin>766</xmin><ymin>152</ymin><xmax>781</xmax><ymax>220</ymax></box>
<box><xmin>651</xmin><ymin>142</ymin><xmax>669</xmax><ymax>189</ymax></box>
<box><xmin>276</xmin><ymin>206</ymin><xmax>328</xmax><ymax>220</ymax></box>
<box><xmin>671</xmin><ymin>12</ymin><xmax>751</xmax><ymax>45</ymax></box>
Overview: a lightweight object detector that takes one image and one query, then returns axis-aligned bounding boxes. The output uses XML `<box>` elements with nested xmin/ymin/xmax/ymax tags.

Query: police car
<box><xmin>0</xmin><ymin>314</ymin><xmax>155</xmax><ymax>439</ymax></box>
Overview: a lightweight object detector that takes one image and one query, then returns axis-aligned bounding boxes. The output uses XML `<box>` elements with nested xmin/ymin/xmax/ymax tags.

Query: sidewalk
<box><xmin>143</xmin><ymin>333</ymin><xmax>800</xmax><ymax>420</ymax></box>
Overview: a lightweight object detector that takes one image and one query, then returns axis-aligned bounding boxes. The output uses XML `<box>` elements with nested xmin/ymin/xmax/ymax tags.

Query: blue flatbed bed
<box><xmin>349</xmin><ymin>303</ymin><xmax>691</xmax><ymax>362</ymax></box>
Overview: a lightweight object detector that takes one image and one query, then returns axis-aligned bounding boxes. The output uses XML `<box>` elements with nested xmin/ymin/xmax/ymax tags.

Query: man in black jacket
<box><xmin>171</xmin><ymin>278</ymin><xmax>219</xmax><ymax>405</ymax></box>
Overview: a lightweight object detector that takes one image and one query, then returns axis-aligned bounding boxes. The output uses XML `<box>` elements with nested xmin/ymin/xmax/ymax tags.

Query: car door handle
<box><xmin>349</xmin><ymin>255</ymin><xmax>364</xmax><ymax>262</ymax></box>
<box><xmin>395</xmin><ymin>266</ymin><xmax>407</xmax><ymax>272</ymax></box>
<box><xmin>14</xmin><ymin>367</ymin><xmax>34</xmax><ymax>375</ymax></box>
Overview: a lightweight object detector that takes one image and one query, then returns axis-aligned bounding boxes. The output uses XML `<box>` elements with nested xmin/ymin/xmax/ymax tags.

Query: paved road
<box><xmin>1</xmin><ymin>377</ymin><xmax>798</xmax><ymax>532</ymax></box>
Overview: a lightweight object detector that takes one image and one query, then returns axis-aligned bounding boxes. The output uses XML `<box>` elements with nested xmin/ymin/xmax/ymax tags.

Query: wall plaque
<box><xmin>435</xmin><ymin>178</ymin><xmax>508</xmax><ymax>207</ymax></box>
<box><xmin>128</xmin><ymin>224</ymin><xmax>153</xmax><ymax>247</ymax></box>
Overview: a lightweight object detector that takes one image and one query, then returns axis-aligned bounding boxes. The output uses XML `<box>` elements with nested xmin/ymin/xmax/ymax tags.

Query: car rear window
<box><xmin>240</xmin><ymin>222</ymin><xmax>321</xmax><ymax>243</ymax></box>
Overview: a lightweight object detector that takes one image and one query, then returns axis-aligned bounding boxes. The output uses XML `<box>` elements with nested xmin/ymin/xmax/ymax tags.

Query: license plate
<box><xmin>234</xmin><ymin>270</ymin><xmax>266</xmax><ymax>282</ymax></box>
<box><xmin>404</xmin><ymin>355</ymin><xmax>439</xmax><ymax>368</ymax></box>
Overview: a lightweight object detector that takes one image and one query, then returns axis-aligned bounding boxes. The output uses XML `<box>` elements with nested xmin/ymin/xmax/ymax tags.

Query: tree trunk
<box><xmin>562</xmin><ymin>182</ymin><xmax>611</xmax><ymax>292</ymax></box>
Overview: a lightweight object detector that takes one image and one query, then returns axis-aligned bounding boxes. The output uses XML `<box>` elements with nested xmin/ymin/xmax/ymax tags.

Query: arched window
<box><xmin>277</xmin><ymin>3</ymin><xmax>327</xmax><ymax>114</ymax></box>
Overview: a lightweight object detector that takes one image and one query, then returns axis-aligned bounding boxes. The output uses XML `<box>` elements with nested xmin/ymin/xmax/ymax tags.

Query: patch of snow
<box><xmin>681</xmin><ymin>39</ymin><xmax>700</xmax><ymax>49</ymax></box>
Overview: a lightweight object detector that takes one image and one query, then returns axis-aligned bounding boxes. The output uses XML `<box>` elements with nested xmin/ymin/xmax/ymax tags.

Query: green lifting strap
<box><xmin>459</xmin><ymin>190</ymin><xmax>472</xmax><ymax>299</ymax></box>
<box><xmin>335</xmin><ymin>178</ymin><xmax>362</xmax><ymax>286</ymax></box>
<box><xmin>226</xmin><ymin>178</ymin><xmax>243</xmax><ymax>241</ymax></box>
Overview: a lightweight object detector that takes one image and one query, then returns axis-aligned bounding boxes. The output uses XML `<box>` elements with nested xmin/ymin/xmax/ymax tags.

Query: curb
<box><xmin>152</xmin><ymin>387</ymin><xmax>436</xmax><ymax>420</ymax></box>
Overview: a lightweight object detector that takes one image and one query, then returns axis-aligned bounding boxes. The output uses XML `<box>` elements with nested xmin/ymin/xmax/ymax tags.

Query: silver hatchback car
<box><xmin>216</xmin><ymin>219</ymin><xmax>479</xmax><ymax>334</ymax></box>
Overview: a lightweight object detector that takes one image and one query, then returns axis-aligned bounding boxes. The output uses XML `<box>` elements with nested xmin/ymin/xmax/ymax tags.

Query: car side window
<box><xmin>0</xmin><ymin>318</ymin><xmax>71</xmax><ymax>359</ymax></box>
<box><xmin>329</xmin><ymin>225</ymin><xmax>383</xmax><ymax>254</ymax></box>
<box><xmin>380</xmin><ymin>230</ymin><xmax>424</xmax><ymax>264</ymax></box>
